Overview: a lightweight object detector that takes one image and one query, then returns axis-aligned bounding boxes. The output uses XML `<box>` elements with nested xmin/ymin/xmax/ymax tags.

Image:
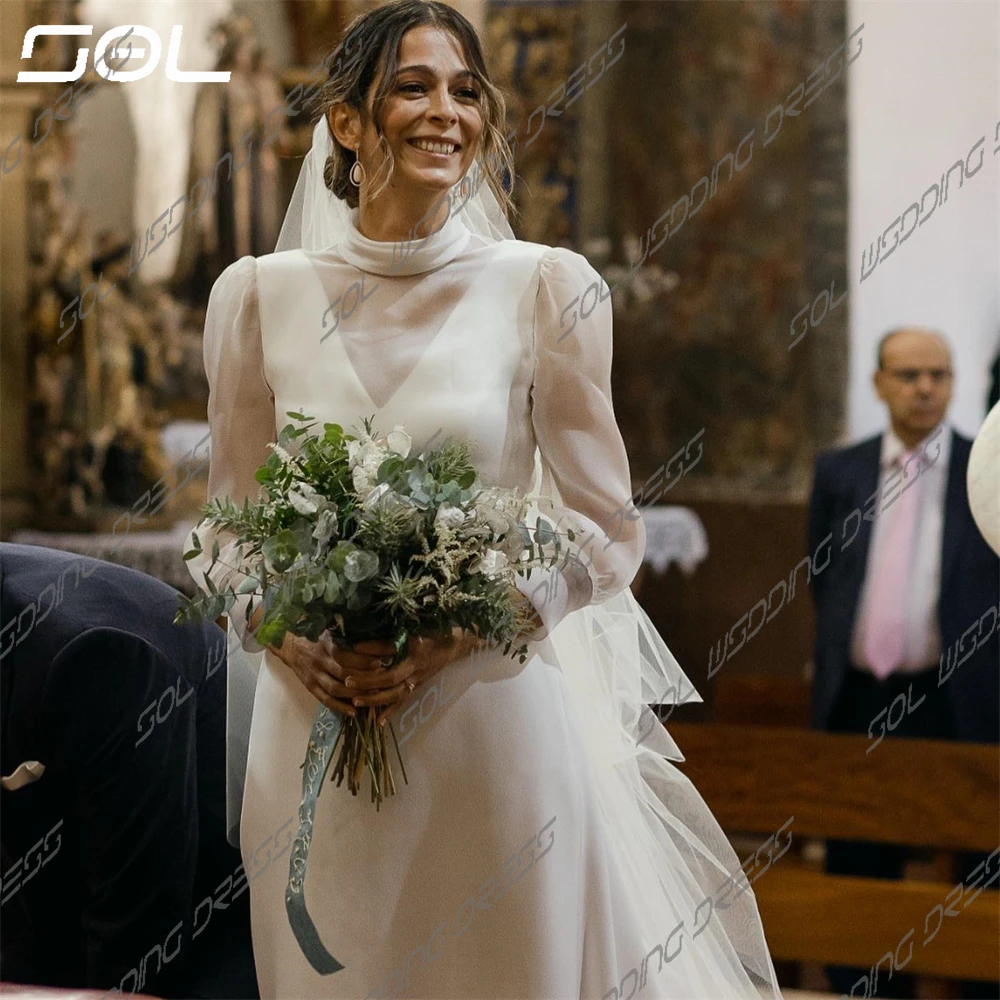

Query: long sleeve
<box><xmin>186</xmin><ymin>256</ymin><xmax>275</xmax><ymax>652</ymax></box>
<box><xmin>514</xmin><ymin>247</ymin><xmax>645</xmax><ymax>640</ymax></box>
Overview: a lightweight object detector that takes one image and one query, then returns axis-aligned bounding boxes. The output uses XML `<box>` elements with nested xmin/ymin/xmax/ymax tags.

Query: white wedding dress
<box><xmin>186</xmin><ymin>204</ymin><xmax>783</xmax><ymax>999</ymax></box>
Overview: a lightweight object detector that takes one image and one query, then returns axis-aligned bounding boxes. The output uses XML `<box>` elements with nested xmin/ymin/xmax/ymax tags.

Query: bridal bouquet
<box><xmin>175</xmin><ymin>412</ymin><xmax>577</xmax><ymax>808</ymax></box>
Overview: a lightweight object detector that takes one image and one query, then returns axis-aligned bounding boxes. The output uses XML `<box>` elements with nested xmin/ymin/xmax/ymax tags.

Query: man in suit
<box><xmin>807</xmin><ymin>327</ymin><xmax>999</xmax><ymax>999</ymax></box>
<box><xmin>0</xmin><ymin>543</ymin><xmax>257</xmax><ymax>999</ymax></box>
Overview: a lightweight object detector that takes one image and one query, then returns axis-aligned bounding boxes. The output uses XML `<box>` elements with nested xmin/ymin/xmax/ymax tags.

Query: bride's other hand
<box><xmin>349</xmin><ymin>627</ymin><xmax>486</xmax><ymax>725</ymax></box>
<box><xmin>249</xmin><ymin>604</ymin><xmax>396</xmax><ymax>717</ymax></box>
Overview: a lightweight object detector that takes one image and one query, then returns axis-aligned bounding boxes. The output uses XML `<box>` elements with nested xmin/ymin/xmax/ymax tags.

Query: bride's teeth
<box><xmin>413</xmin><ymin>139</ymin><xmax>455</xmax><ymax>155</ymax></box>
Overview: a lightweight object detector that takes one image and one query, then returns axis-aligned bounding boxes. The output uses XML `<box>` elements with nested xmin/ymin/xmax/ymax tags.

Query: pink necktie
<box><xmin>863</xmin><ymin>449</ymin><xmax>922</xmax><ymax>680</ymax></box>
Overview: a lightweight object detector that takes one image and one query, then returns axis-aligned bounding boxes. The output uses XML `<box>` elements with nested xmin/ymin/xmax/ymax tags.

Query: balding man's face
<box><xmin>873</xmin><ymin>329</ymin><xmax>953</xmax><ymax>440</ymax></box>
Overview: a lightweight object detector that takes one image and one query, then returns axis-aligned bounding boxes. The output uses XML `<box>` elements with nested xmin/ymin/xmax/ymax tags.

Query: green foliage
<box><xmin>174</xmin><ymin>411</ymin><xmax>577</xmax><ymax>654</ymax></box>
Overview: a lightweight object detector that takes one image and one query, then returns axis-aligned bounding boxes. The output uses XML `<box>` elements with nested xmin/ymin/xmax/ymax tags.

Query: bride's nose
<box><xmin>426</xmin><ymin>84</ymin><xmax>459</xmax><ymax>124</ymax></box>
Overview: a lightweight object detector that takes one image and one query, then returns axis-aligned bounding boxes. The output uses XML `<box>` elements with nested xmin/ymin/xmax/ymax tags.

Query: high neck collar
<box><xmin>336</xmin><ymin>205</ymin><xmax>471</xmax><ymax>276</ymax></box>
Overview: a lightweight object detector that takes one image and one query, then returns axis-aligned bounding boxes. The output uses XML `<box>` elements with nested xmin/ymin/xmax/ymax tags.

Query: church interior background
<box><xmin>1</xmin><ymin>2</ymin><xmax>997</xmax><ymax>992</ymax></box>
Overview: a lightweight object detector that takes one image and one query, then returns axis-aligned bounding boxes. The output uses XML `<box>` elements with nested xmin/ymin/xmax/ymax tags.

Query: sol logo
<box><xmin>18</xmin><ymin>24</ymin><xmax>231</xmax><ymax>84</ymax></box>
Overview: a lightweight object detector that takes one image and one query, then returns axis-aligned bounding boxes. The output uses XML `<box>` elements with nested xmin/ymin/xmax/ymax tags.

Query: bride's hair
<box><xmin>312</xmin><ymin>0</ymin><xmax>515</xmax><ymax>220</ymax></box>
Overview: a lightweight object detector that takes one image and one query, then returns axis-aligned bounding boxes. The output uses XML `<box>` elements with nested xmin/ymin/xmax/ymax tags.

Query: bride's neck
<box><xmin>355</xmin><ymin>193</ymin><xmax>452</xmax><ymax>244</ymax></box>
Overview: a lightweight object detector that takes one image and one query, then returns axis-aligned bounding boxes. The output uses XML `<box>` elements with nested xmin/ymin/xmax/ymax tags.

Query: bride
<box><xmin>186</xmin><ymin>1</ymin><xmax>784</xmax><ymax>997</ymax></box>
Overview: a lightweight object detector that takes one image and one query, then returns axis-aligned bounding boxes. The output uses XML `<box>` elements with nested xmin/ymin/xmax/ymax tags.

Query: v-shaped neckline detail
<box><xmin>300</xmin><ymin>251</ymin><xmax>447</xmax><ymax>414</ymax></box>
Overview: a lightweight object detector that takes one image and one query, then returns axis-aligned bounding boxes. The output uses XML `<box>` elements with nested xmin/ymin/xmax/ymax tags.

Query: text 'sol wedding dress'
<box><xmin>186</xmin><ymin>127</ymin><xmax>782</xmax><ymax>1000</ymax></box>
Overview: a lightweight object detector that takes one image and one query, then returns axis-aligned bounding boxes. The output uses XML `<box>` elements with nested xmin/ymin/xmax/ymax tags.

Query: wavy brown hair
<box><xmin>310</xmin><ymin>0</ymin><xmax>515</xmax><ymax>221</ymax></box>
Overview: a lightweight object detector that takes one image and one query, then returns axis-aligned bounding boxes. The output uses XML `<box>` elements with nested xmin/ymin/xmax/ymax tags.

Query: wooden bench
<box><xmin>714</xmin><ymin>675</ymin><xmax>812</xmax><ymax>728</ymax></box>
<box><xmin>665</xmin><ymin>722</ymin><xmax>1000</xmax><ymax>991</ymax></box>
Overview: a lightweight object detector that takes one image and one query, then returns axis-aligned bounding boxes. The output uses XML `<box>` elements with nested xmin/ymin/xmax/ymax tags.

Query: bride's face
<box><xmin>370</xmin><ymin>25</ymin><xmax>483</xmax><ymax>195</ymax></box>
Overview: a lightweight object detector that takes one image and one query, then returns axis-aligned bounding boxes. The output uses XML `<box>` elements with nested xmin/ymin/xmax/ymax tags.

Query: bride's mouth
<box><xmin>407</xmin><ymin>138</ymin><xmax>460</xmax><ymax>159</ymax></box>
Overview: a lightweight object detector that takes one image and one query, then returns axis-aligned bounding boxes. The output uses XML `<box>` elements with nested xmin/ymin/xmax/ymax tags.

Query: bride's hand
<box><xmin>249</xmin><ymin>604</ymin><xmax>396</xmax><ymax>718</ymax></box>
<box><xmin>348</xmin><ymin>627</ymin><xmax>486</xmax><ymax>725</ymax></box>
<box><xmin>342</xmin><ymin>585</ymin><xmax>543</xmax><ymax>723</ymax></box>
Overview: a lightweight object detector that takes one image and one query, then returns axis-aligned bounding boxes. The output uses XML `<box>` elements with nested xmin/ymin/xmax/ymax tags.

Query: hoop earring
<box><xmin>350</xmin><ymin>145</ymin><xmax>366</xmax><ymax>187</ymax></box>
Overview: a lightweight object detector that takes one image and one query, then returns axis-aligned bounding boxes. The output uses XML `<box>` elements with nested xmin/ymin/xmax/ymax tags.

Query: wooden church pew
<box><xmin>665</xmin><ymin>722</ymin><xmax>1000</xmax><ymax>988</ymax></box>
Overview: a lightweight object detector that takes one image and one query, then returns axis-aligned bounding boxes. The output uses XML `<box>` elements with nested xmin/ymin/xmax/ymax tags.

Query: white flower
<box><xmin>363</xmin><ymin>449</ymin><xmax>385</xmax><ymax>479</ymax></box>
<box><xmin>386</xmin><ymin>425</ymin><xmax>412</xmax><ymax>458</ymax></box>
<box><xmin>288</xmin><ymin>489</ymin><xmax>319</xmax><ymax>515</ymax></box>
<box><xmin>362</xmin><ymin>482</ymin><xmax>392</xmax><ymax>510</ymax></box>
<box><xmin>349</xmin><ymin>439</ymin><xmax>388</xmax><ymax>489</ymax></box>
<box><xmin>434</xmin><ymin>504</ymin><xmax>468</xmax><ymax>530</ymax></box>
<box><xmin>269</xmin><ymin>442</ymin><xmax>298</xmax><ymax>466</ymax></box>
<box><xmin>348</xmin><ymin>431</ymin><xmax>382</xmax><ymax>459</ymax></box>
<box><xmin>312</xmin><ymin>508</ymin><xmax>339</xmax><ymax>544</ymax></box>
<box><xmin>353</xmin><ymin>464</ymin><xmax>375</xmax><ymax>494</ymax></box>
<box><xmin>471</xmin><ymin>548</ymin><xmax>508</xmax><ymax>577</ymax></box>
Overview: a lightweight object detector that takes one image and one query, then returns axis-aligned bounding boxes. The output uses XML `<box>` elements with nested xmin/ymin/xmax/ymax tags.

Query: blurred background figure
<box><xmin>0</xmin><ymin>544</ymin><xmax>257</xmax><ymax>999</ymax></box>
<box><xmin>807</xmin><ymin>328</ymin><xmax>1000</xmax><ymax>998</ymax></box>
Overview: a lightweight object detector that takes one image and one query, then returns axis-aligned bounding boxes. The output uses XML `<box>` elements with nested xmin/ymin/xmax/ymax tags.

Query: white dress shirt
<box><xmin>850</xmin><ymin>420</ymin><xmax>952</xmax><ymax>675</ymax></box>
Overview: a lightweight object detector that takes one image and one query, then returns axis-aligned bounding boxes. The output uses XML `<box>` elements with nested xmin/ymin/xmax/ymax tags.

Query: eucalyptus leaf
<box><xmin>344</xmin><ymin>549</ymin><xmax>379</xmax><ymax>583</ymax></box>
<box><xmin>535</xmin><ymin>518</ymin><xmax>555</xmax><ymax>545</ymax></box>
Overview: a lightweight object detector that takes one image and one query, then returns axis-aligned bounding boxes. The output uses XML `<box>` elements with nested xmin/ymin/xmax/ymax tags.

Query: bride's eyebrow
<box><xmin>396</xmin><ymin>64</ymin><xmax>479</xmax><ymax>83</ymax></box>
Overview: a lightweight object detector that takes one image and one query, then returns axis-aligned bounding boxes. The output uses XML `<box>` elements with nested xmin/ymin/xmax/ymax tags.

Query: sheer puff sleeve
<box><xmin>513</xmin><ymin>247</ymin><xmax>645</xmax><ymax>641</ymax></box>
<box><xmin>185</xmin><ymin>256</ymin><xmax>276</xmax><ymax>653</ymax></box>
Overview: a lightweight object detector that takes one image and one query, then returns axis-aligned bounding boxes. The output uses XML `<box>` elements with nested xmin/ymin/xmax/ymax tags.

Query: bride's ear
<box><xmin>328</xmin><ymin>104</ymin><xmax>361</xmax><ymax>154</ymax></box>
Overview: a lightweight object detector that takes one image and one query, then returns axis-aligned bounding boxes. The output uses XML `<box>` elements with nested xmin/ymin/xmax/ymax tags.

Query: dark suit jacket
<box><xmin>807</xmin><ymin>429</ymin><xmax>999</xmax><ymax>743</ymax></box>
<box><xmin>0</xmin><ymin>544</ymin><xmax>257</xmax><ymax>998</ymax></box>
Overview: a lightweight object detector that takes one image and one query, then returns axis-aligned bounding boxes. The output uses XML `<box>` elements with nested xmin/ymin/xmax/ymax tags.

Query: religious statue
<box><xmin>171</xmin><ymin>16</ymin><xmax>290</xmax><ymax>305</ymax></box>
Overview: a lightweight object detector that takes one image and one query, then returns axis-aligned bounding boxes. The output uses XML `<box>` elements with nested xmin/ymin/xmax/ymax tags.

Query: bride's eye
<box><xmin>399</xmin><ymin>81</ymin><xmax>425</xmax><ymax>94</ymax></box>
<box><xmin>456</xmin><ymin>86</ymin><xmax>480</xmax><ymax>101</ymax></box>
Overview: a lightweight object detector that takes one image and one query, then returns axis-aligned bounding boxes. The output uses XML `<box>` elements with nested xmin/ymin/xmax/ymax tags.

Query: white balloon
<box><xmin>968</xmin><ymin>400</ymin><xmax>1000</xmax><ymax>555</ymax></box>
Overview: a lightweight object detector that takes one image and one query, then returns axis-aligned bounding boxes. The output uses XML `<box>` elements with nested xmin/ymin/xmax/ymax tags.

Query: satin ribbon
<box><xmin>285</xmin><ymin>704</ymin><xmax>346</xmax><ymax>975</ymax></box>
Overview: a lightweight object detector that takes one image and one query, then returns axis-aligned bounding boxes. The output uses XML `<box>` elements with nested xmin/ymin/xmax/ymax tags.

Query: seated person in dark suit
<box><xmin>0</xmin><ymin>543</ymin><xmax>257</xmax><ymax>999</ymax></box>
<box><xmin>807</xmin><ymin>328</ymin><xmax>999</xmax><ymax>999</ymax></box>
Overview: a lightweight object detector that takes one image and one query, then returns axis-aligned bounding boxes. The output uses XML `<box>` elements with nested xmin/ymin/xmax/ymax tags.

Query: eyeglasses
<box><xmin>882</xmin><ymin>368</ymin><xmax>953</xmax><ymax>385</ymax></box>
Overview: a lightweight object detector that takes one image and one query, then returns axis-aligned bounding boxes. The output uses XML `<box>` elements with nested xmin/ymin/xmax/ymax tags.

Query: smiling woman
<box><xmin>187</xmin><ymin>2</ymin><xmax>785</xmax><ymax>998</ymax></box>
<box><xmin>308</xmin><ymin>1</ymin><xmax>514</xmax><ymax>237</ymax></box>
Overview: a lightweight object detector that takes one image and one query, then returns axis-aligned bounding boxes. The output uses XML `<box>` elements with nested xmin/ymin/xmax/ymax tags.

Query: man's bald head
<box><xmin>876</xmin><ymin>327</ymin><xmax>951</xmax><ymax>370</ymax></box>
